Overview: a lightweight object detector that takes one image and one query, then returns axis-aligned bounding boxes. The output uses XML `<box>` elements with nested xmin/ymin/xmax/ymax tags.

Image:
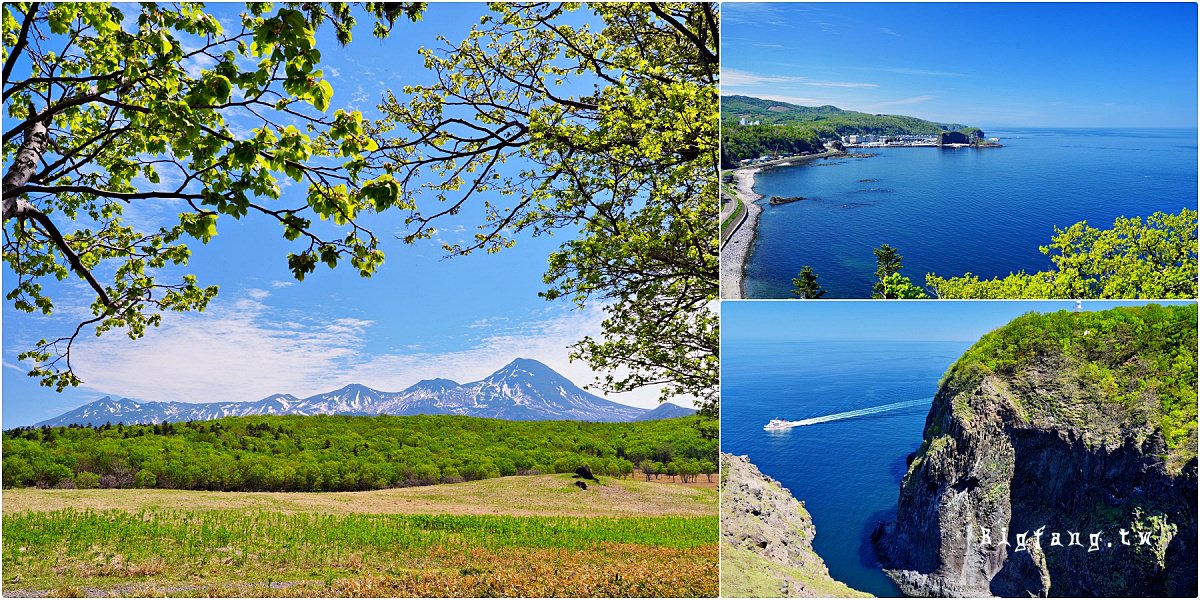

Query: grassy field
<box><xmin>3</xmin><ymin>473</ymin><xmax>716</xmax><ymax>517</ymax></box>
<box><xmin>3</xmin><ymin>474</ymin><xmax>717</xmax><ymax>597</ymax></box>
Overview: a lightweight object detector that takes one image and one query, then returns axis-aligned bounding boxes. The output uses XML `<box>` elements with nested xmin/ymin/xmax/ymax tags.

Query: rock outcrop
<box><xmin>721</xmin><ymin>453</ymin><xmax>869</xmax><ymax>597</ymax></box>
<box><xmin>873</xmin><ymin>305</ymin><xmax>1197</xmax><ymax>597</ymax></box>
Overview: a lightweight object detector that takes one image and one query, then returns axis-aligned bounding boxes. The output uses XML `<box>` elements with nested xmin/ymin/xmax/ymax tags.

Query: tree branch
<box><xmin>648</xmin><ymin>3</ymin><xmax>717</xmax><ymax>68</ymax></box>
<box><xmin>5</xmin><ymin>197</ymin><xmax>119</xmax><ymax>312</ymax></box>
<box><xmin>2</xmin><ymin>2</ymin><xmax>39</xmax><ymax>83</ymax></box>
<box><xmin>10</xmin><ymin>184</ymin><xmax>205</xmax><ymax>202</ymax></box>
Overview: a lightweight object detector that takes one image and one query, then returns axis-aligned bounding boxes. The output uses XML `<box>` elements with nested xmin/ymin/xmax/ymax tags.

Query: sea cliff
<box><xmin>721</xmin><ymin>453</ymin><xmax>869</xmax><ymax>597</ymax></box>
<box><xmin>873</xmin><ymin>304</ymin><xmax>1198</xmax><ymax>597</ymax></box>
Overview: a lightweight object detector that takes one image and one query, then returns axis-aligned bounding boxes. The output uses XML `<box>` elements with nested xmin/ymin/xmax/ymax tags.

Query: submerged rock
<box><xmin>873</xmin><ymin>304</ymin><xmax>1197</xmax><ymax>597</ymax></box>
<box><xmin>721</xmin><ymin>453</ymin><xmax>870</xmax><ymax>597</ymax></box>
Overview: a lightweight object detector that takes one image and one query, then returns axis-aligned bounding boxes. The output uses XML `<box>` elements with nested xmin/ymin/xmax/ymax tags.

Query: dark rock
<box><xmin>874</xmin><ymin>308</ymin><xmax>1197</xmax><ymax>597</ymax></box>
<box><xmin>574</xmin><ymin>466</ymin><xmax>599</xmax><ymax>482</ymax></box>
<box><xmin>721</xmin><ymin>453</ymin><xmax>868</xmax><ymax>597</ymax></box>
<box><xmin>769</xmin><ymin>195</ymin><xmax>805</xmax><ymax>205</ymax></box>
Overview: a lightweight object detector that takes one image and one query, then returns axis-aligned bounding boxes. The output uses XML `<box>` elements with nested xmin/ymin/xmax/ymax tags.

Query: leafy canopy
<box><xmin>871</xmin><ymin>243</ymin><xmax>928</xmax><ymax>299</ymax></box>
<box><xmin>2</xmin><ymin>2</ymin><xmax>424</xmax><ymax>390</ymax></box>
<box><xmin>367</xmin><ymin>2</ymin><xmax>719</xmax><ymax>414</ymax></box>
<box><xmin>927</xmin><ymin>209</ymin><xmax>1197</xmax><ymax>299</ymax></box>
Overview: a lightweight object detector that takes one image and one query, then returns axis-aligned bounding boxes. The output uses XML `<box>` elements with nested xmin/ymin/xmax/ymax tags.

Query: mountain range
<box><xmin>34</xmin><ymin>358</ymin><xmax>696</xmax><ymax>427</ymax></box>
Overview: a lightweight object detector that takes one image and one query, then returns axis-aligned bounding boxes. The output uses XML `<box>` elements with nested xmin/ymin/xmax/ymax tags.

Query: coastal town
<box><xmin>839</xmin><ymin>132</ymin><xmax>1002</xmax><ymax>148</ymax></box>
<box><xmin>730</xmin><ymin>130</ymin><xmax>1002</xmax><ymax>168</ymax></box>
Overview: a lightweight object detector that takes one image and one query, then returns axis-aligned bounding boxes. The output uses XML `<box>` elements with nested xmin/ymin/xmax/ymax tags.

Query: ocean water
<box><xmin>721</xmin><ymin>339</ymin><xmax>972</xmax><ymax>597</ymax></box>
<box><xmin>742</xmin><ymin>128</ymin><xmax>1198</xmax><ymax>298</ymax></box>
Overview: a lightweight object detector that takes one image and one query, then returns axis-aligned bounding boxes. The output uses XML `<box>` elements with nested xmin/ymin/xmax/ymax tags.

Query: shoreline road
<box><xmin>720</xmin><ymin>167</ymin><xmax>763</xmax><ymax>299</ymax></box>
<box><xmin>719</xmin><ymin>151</ymin><xmax>849</xmax><ymax>298</ymax></box>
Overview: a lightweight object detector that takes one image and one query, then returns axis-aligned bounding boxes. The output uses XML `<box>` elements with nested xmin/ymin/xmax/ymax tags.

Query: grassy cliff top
<box><xmin>942</xmin><ymin>304</ymin><xmax>1197</xmax><ymax>471</ymax></box>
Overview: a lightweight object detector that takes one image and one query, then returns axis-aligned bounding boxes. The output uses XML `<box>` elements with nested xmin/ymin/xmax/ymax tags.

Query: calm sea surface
<box><xmin>721</xmin><ymin>339</ymin><xmax>971</xmax><ymax>597</ymax></box>
<box><xmin>743</xmin><ymin>128</ymin><xmax>1198</xmax><ymax>298</ymax></box>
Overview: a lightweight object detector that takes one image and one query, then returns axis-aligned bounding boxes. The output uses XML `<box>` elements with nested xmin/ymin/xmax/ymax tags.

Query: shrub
<box><xmin>75</xmin><ymin>471</ymin><xmax>101</xmax><ymax>489</ymax></box>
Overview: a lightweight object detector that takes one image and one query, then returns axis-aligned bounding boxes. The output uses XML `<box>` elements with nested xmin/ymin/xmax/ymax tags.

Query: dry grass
<box><xmin>4</xmin><ymin>545</ymin><xmax>717</xmax><ymax>597</ymax></box>
<box><xmin>2</xmin><ymin>473</ymin><xmax>715</xmax><ymax>518</ymax></box>
<box><xmin>4</xmin><ymin>510</ymin><xmax>716</xmax><ymax>597</ymax></box>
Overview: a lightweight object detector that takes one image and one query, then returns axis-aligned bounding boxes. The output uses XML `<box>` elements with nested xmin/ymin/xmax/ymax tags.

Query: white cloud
<box><xmin>722</xmin><ymin>69</ymin><xmax>876</xmax><ymax>92</ymax></box>
<box><xmin>857</xmin><ymin>66</ymin><xmax>968</xmax><ymax>78</ymax></box>
<box><xmin>721</xmin><ymin>68</ymin><xmax>806</xmax><ymax>87</ymax></box>
<box><xmin>803</xmin><ymin>80</ymin><xmax>879</xmax><ymax>89</ymax></box>
<box><xmin>879</xmin><ymin>27</ymin><xmax>901</xmax><ymax>37</ymax></box>
<box><xmin>68</xmin><ymin>294</ymin><xmax>364</xmax><ymax>403</ymax></box>
<box><xmin>64</xmin><ymin>293</ymin><xmax>671</xmax><ymax>409</ymax></box>
<box><xmin>867</xmin><ymin>94</ymin><xmax>938</xmax><ymax>109</ymax></box>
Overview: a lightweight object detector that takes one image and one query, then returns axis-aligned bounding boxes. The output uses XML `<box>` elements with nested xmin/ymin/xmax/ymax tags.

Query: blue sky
<box><xmin>722</xmin><ymin>300</ymin><xmax>1197</xmax><ymax>343</ymax></box>
<box><xmin>2</xmin><ymin>4</ymin><xmax>675</xmax><ymax>427</ymax></box>
<box><xmin>722</xmin><ymin>2</ymin><xmax>1198</xmax><ymax>128</ymax></box>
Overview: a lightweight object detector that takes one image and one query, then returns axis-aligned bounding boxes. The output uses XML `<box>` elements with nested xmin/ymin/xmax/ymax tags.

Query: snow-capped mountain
<box><xmin>33</xmin><ymin>358</ymin><xmax>696</xmax><ymax>427</ymax></box>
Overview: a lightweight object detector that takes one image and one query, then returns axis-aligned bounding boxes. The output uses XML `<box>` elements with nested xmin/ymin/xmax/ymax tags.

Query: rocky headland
<box><xmin>873</xmin><ymin>304</ymin><xmax>1198</xmax><ymax>597</ymax></box>
<box><xmin>721</xmin><ymin>453</ymin><xmax>869</xmax><ymax>597</ymax></box>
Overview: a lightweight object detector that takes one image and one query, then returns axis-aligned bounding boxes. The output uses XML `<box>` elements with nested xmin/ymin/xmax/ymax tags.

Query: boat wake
<box><xmin>764</xmin><ymin>398</ymin><xmax>929</xmax><ymax>430</ymax></box>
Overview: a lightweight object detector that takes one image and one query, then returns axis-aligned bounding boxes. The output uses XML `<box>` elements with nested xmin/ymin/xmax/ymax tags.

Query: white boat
<box><xmin>763</xmin><ymin>418</ymin><xmax>795</xmax><ymax>431</ymax></box>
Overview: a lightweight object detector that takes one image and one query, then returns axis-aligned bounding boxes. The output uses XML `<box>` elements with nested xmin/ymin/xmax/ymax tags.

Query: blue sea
<box><xmin>721</xmin><ymin>339</ymin><xmax>972</xmax><ymax>597</ymax></box>
<box><xmin>742</xmin><ymin>128</ymin><xmax>1198</xmax><ymax>298</ymax></box>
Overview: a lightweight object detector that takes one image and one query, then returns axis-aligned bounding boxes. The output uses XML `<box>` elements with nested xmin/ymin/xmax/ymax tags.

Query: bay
<box><xmin>721</xmin><ymin>339</ymin><xmax>972</xmax><ymax>597</ymax></box>
<box><xmin>742</xmin><ymin>128</ymin><xmax>1198</xmax><ymax>298</ymax></box>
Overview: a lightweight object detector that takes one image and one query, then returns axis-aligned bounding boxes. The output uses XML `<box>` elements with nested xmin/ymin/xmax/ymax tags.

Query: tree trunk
<box><xmin>3</xmin><ymin>120</ymin><xmax>49</xmax><ymax>217</ymax></box>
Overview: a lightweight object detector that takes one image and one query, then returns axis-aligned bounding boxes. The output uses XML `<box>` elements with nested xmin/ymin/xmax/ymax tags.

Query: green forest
<box><xmin>721</xmin><ymin>124</ymin><xmax>826</xmax><ymax>168</ymax></box>
<box><xmin>3</xmin><ymin>414</ymin><xmax>718</xmax><ymax>492</ymax></box>
<box><xmin>720</xmin><ymin>95</ymin><xmax>973</xmax><ymax>167</ymax></box>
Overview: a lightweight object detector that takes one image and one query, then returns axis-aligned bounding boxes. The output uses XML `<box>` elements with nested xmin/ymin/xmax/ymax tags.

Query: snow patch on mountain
<box><xmin>33</xmin><ymin>359</ymin><xmax>693</xmax><ymax>427</ymax></box>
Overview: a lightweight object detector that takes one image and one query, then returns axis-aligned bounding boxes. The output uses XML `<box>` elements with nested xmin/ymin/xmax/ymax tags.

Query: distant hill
<box><xmin>721</xmin><ymin>95</ymin><xmax>968</xmax><ymax>132</ymax></box>
<box><xmin>720</xmin><ymin>95</ymin><xmax>977</xmax><ymax>168</ymax></box>
<box><xmin>35</xmin><ymin>358</ymin><xmax>695</xmax><ymax>426</ymax></box>
<box><xmin>634</xmin><ymin>402</ymin><xmax>697</xmax><ymax>421</ymax></box>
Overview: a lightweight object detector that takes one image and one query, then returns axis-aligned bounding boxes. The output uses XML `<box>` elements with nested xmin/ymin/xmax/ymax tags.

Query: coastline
<box><xmin>720</xmin><ymin>150</ymin><xmax>845</xmax><ymax>298</ymax></box>
<box><xmin>719</xmin><ymin>167</ymin><xmax>762</xmax><ymax>299</ymax></box>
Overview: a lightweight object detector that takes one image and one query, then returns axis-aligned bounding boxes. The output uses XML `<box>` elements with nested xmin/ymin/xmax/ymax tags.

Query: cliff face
<box><xmin>873</xmin><ymin>305</ymin><xmax>1198</xmax><ymax>597</ymax></box>
<box><xmin>721</xmin><ymin>453</ymin><xmax>869</xmax><ymax>598</ymax></box>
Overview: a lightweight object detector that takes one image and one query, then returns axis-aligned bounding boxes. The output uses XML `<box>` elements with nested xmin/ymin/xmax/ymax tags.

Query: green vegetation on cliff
<box><xmin>2</xmin><ymin>415</ymin><xmax>717</xmax><ymax>492</ymax></box>
<box><xmin>879</xmin><ymin>303</ymin><xmax>1197</xmax><ymax>597</ymax></box>
<box><xmin>942</xmin><ymin>304</ymin><xmax>1197</xmax><ymax>471</ymax></box>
